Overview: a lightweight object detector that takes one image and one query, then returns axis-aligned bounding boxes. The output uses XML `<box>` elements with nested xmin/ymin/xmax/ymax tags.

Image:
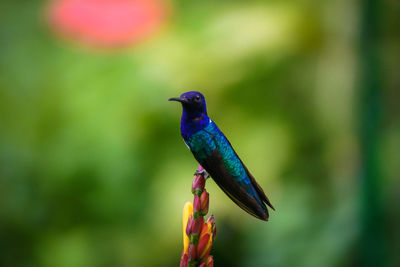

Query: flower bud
<box><xmin>192</xmin><ymin>174</ymin><xmax>205</xmax><ymax>195</ymax></box>
<box><xmin>207</xmin><ymin>215</ymin><xmax>214</xmax><ymax>224</ymax></box>
<box><xmin>205</xmin><ymin>255</ymin><xmax>214</xmax><ymax>267</ymax></box>
<box><xmin>197</xmin><ymin>165</ymin><xmax>207</xmax><ymax>175</ymax></box>
<box><xmin>188</xmin><ymin>243</ymin><xmax>197</xmax><ymax>263</ymax></box>
<box><xmin>207</xmin><ymin>215</ymin><xmax>216</xmax><ymax>240</ymax></box>
<box><xmin>197</xmin><ymin>233</ymin><xmax>212</xmax><ymax>260</ymax></box>
<box><xmin>200</xmin><ymin>222</ymin><xmax>209</xmax><ymax>238</ymax></box>
<box><xmin>186</xmin><ymin>213</ymin><xmax>194</xmax><ymax>237</ymax></box>
<box><xmin>193</xmin><ymin>216</ymin><xmax>204</xmax><ymax>234</ymax></box>
<box><xmin>187</xmin><ymin>214</ymin><xmax>204</xmax><ymax>244</ymax></box>
<box><xmin>200</xmin><ymin>190</ymin><xmax>209</xmax><ymax>215</ymax></box>
<box><xmin>180</xmin><ymin>253</ymin><xmax>188</xmax><ymax>267</ymax></box>
<box><xmin>197</xmin><ymin>221</ymin><xmax>213</xmax><ymax>260</ymax></box>
<box><xmin>193</xmin><ymin>194</ymin><xmax>201</xmax><ymax>216</ymax></box>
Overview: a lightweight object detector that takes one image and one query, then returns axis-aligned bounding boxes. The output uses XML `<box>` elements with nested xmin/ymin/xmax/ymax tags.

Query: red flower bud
<box><xmin>192</xmin><ymin>174</ymin><xmax>205</xmax><ymax>194</ymax></box>
<box><xmin>188</xmin><ymin>243</ymin><xmax>197</xmax><ymax>263</ymax></box>
<box><xmin>180</xmin><ymin>253</ymin><xmax>188</xmax><ymax>267</ymax></box>
<box><xmin>191</xmin><ymin>216</ymin><xmax>204</xmax><ymax>237</ymax></box>
<box><xmin>187</xmin><ymin>214</ymin><xmax>204</xmax><ymax>244</ymax></box>
<box><xmin>205</xmin><ymin>255</ymin><xmax>214</xmax><ymax>267</ymax></box>
<box><xmin>186</xmin><ymin>214</ymin><xmax>194</xmax><ymax>237</ymax></box>
<box><xmin>193</xmin><ymin>194</ymin><xmax>201</xmax><ymax>214</ymax></box>
<box><xmin>197</xmin><ymin>233</ymin><xmax>212</xmax><ymax>260</ymax></box>
<box><xmin>200</xmin><ymin>190</ymin><xmax>209</xmax><ymax>215</ymax></box>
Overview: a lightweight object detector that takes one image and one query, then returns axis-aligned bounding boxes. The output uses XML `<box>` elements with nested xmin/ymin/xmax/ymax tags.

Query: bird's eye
<box><xmin>195</xmin><ymin>95</ymin><xmax>201</xmax><ymax>101</ymax></box>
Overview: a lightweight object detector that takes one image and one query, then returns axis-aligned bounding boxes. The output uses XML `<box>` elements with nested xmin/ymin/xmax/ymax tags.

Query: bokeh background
<box><xmin>0</xmin><ymin>0</ymin><xmax>399</xmax><ymax>266</ymax></box>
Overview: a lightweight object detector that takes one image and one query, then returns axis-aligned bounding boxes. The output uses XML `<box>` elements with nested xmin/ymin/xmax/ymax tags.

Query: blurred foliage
<box><xmin>0</xmin><ymin>0</ymin><xmax>399</xmax><ymax>266</ymax></box>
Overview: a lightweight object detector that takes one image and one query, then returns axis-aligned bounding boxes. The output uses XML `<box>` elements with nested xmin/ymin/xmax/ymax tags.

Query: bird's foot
<box><xmin>194</xmin><ymin>169</ymin><xmax>209</xmax><ymax>179</ymax></box>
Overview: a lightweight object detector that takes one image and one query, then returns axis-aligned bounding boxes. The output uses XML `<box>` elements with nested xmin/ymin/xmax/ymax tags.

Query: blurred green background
<box><xmin>0</xmin><ymin>0</ymin><xmax>399</xmax><ymax>266</ymax></box>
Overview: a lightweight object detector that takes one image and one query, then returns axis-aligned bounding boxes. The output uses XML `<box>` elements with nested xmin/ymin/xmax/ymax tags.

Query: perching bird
<box><xmin>169</xmin><ymin>91</ymin><xmax>274</xmax><ymax>221</ymax></box>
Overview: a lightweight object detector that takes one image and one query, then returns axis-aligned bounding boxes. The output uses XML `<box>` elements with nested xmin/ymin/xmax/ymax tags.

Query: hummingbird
<box><xmin>169</xmin><ymin>91</ymin><xmax>274</xmax><ymax>221</ymax></box>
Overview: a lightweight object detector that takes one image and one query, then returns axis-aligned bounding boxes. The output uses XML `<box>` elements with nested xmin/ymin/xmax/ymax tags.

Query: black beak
<box><xmin>168</xmin><ymin>97</ymin><xmax>188</xmax><ymax>103</ymax></box>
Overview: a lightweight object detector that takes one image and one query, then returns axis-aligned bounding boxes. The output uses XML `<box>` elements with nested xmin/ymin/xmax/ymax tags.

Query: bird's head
<box><xmin>169</xmin><ymin>91</ymin><xmax>207</xmax><ymax>118</ymax></box>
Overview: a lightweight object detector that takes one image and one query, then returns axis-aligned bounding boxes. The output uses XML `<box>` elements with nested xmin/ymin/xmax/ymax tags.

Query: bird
<box><xmin>169</xmin><ymin>91</ymin><xmax>274</xmax><ymax>221</ymax></box>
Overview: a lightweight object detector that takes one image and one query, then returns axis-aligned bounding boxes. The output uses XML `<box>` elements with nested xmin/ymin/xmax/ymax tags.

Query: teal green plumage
<box><xmin>185</xmin><ymin>121</ymin><xmax>263</xmax><ymax>204</ymax></box>
<box><xmin>186</xmin><ymin>122</ymin><xmax>246</xmax><ymax>180</ymax></box>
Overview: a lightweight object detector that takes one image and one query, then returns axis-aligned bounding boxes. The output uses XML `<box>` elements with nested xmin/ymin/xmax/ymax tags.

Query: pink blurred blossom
<box><xmin>47</xmin><ymin>0</ymin><xmax>168</xmax><ymax>48</ymax></box>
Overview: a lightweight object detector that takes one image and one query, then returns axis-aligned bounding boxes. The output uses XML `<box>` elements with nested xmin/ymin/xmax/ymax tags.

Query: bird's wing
<box><xmin>190</xmin><ymin>127</ymin><xmax>270</xmax><ymax>221</ymax></box>
<box><xmin>225</xmin><ymin>139</ymin><xmax>275</xmax><ymax>211</ymax></box>
<box><xmin>199</xmin><ymin>149</ymin><xmax>270</xmax><ymax>221</ymax></box>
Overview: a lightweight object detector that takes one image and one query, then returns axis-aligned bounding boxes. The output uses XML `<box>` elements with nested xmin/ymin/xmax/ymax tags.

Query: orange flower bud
<box><xmin>200</xmin><ymin>222</ymin><xmax>209</xmax><ymax>238</ymax></box>
<box><xmin>197</xmin><ymin>233</ymin><xmax>212</xmax><ymax>260</ymax></box>
<box><xmin>197</xmin><ymin>221</ymin><xmax>213</xmax><ymax>260</ymax></box>
<box><xmin>207</xmin><ymin>215</ymin><xmax>216</xmax><ymax>240</ymax></box>
<box><xmin>205</xmin><ymin>255</ymin><xmax>214</xmax><ymax>267</ymax></box>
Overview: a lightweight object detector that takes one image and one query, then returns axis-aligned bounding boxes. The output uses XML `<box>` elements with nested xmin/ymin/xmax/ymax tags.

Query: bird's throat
<box><xmin>181</xmin><ymin>112</ymin><xmax>210</xmax><ymax>138</ymax></box>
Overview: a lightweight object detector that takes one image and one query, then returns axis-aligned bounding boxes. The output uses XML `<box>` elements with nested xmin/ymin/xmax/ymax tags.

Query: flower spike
<box><xmin>180</xmin><ymin>165</ymin><xmax>216</xmax><ymax>266</ymax></box>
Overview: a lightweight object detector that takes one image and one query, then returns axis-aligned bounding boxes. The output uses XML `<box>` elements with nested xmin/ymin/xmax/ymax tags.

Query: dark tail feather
<box><xmin>222</xmin><ymin>135</ymin><xmax>275</xmax><ymax>213</ymax></box>
<box><xmin>218</xmin><ymin>182</ymin><xmax>270</xmax><ymax>221</ymax></box>
<box><xmin>239</xmin><ymin>161</ymin><xmax>275</xmax><ymax>211</ymax></box>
